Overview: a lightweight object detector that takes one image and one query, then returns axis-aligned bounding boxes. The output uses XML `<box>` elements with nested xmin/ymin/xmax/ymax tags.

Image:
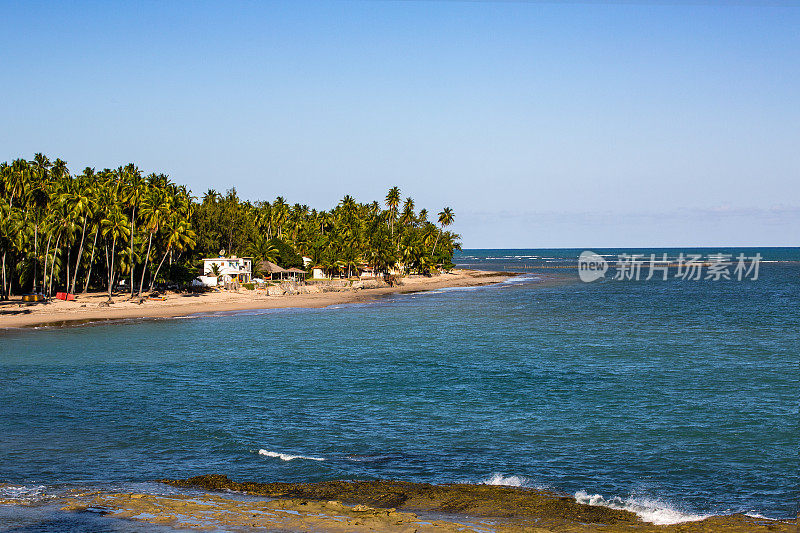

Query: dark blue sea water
<box><xmin>1</xmin><ymin>248</ymin><xmax>798</xmax><ymax>529</ymax></box>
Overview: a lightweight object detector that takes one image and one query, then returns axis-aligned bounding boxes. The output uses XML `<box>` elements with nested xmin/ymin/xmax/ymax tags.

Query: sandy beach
<box><xmin>0</xmin><ymin>269</ymin><xmax>513</xmax><ymax>329</ymax></box>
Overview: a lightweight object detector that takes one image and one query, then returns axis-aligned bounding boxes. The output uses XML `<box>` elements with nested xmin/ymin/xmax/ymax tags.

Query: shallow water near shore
<box><xmin>1</xmin><ymin>248</ymin><xmax>798</xmax><ymax>529</ymax></box>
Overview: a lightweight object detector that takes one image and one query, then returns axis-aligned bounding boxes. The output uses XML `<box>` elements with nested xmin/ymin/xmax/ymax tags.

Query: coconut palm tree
<box><xmin>0</xmin><ymin>199</ymin><xmax>23</xmax><ymax>299</ymax></box>
<box><xmin>432</xmin><ymin>207</ymin><xmax>454</xmax><ymax>256</ymax></box>
<box><xmin>385</xmin><ymin>186</ymin><xmax>400</xmax><ymax>236</ymax></box>
<box><xmin>65</xmin><ymin>170</ymin><xmax>96</xmax><ymax>293</ymax></box>
<box><xmin>138</xmin><ymin>185</ymin><xmax>169</xmax><ymax>296</ymax></box>
<box><xmin>100</xmin><ymin>206</ymin><xmax>130</xmax><ymax>300</ymax></box>
<box><xmin>122</xmin><ymin>164</ymin><xmax>146</xmax><ymax>296</ymax></box>
<box><xmin>149</xmin><ymin>216</ymin><xmax>196</xmax><ymax>292</ymax></box>
<box><xmin>209</xmin><ymin>263</ymin><xmax>222</xmax><ymax>285</ymax></box>
<box><xmin>400</xmin><ymin>197</ymin><xmax>415</xmax><ymax>227</ymax></box>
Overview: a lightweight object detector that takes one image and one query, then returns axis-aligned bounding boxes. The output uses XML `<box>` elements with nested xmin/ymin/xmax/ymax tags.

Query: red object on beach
<box><xmin>55</xmin><ymin>292</ymin><xmax>76</xmax><ymax>301</ymax></box>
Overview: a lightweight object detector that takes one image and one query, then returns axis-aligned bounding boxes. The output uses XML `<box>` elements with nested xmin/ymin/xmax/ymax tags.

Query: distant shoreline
<box><xmin>0</xmin><ymin>269</ymin><xmax>515</xmax><ymax>330</ymax></box>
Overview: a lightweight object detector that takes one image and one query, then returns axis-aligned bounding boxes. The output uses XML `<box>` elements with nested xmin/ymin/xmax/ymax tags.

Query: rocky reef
<box><xmin>155</xmin><ymin>475</ymin><xmax>796</xmax><ymax>532</ymax></box>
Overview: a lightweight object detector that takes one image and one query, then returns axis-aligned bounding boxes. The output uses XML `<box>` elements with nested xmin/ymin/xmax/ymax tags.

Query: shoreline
<box><xmin>0</xmin><ymin>269</ymin><xmax>515</xmax><ymax>330</ymax></box>
<box><xmin>47</xmin><ymin>475</ymin><xmax>796</xmax><ymax>533</ymax></box>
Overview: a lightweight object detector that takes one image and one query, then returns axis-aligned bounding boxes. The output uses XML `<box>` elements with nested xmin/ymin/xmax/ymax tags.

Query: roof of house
<box><xmin>257</xmin><ymin>260</ymin><xmax>287</xmax><ymax>273</ymax></box>
<box><xmin>286</xmin><ymin>267</ymin><xmax>307</xmax><ymax>274</ymax></box>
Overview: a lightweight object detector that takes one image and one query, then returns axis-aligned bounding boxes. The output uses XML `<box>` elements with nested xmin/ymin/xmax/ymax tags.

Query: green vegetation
<box><xmin>0</xmin><ymin>154</ymin><xmax>460</xmax><ymax>299</ymax></box>
<box><xmin>266</xmin><ymin>238</ymin><xmax>303</xmax><ymax>270</ymax></box>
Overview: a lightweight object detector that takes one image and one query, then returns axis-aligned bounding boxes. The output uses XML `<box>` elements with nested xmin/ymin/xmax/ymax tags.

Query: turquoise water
<box><xmin>1</xmin><ymin>248</ymin><xmax>798</xmax><ymax>527</ymax></box>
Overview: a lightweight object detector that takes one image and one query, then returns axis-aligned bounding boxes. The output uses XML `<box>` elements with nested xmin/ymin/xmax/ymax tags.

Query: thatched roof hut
<box><xmin>286</xmin><ymin>267</ymin><xmax>307</xmax><ymax>283</ymax></box>
<box><xmin>258</xmin><ymin>260</ymin><xmax>287</xmax><ymax>279</ymax></box>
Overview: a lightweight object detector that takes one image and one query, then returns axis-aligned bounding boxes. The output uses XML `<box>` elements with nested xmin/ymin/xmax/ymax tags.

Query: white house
<box><xmin>311</xmin><ymin>265</ymin><xmax>328</xmax><ymax>279</ymax></box>
<box><xmin>201</xmin><ymin>256</ymin><xmax>252</xmax><ymax>285</ymax></box>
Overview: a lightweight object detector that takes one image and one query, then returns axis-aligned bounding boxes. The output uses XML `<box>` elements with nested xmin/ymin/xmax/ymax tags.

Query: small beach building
<box><xmin>358</xmin><ymin>264</ymin><xmax>377</xmax><ymax>278</ymax></box>
<box><xmin>286</xmin><ymin>267</ymin><xmax>307</xmax><ymax>282</ymax></box>
<box><xmin>258</xmin><ymin>260</ymin><xmax>288</xmax><ymax>280</ymax></box>
<box><xmin>202</xmin><ymin>256</ymin><xmax>252</xmax><ymax>284</ymax></box>
<box><xmin>311</xmin><ymin>265</ymin><xmax>327</xmax><ymax>279</ymax></box>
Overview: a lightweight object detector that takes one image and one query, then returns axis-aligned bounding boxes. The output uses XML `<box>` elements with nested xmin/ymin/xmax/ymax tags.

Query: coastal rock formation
<box><xmin>156</xmin><ymin>475</ymin><xmax>796</xmax><ymax>532</ymax></box>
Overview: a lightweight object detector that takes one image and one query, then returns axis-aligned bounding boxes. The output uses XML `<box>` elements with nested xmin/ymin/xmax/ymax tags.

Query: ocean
<box><xmin>1</xmin><ymin>247</ymin><xmax>797</xmax><ymax>530</ymax></box>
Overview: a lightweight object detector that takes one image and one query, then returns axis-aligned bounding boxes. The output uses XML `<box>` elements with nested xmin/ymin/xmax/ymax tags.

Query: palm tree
<box><xmin>82</xmin><ymin>218</ymin><xmax>101</xmax><ymax>293</ymax></box>
<box><xmin>100</xmin><ymin>206</ymin><xmax>130</xmax><ymax>300</ymax></box>
<box><xmin>0</xmin><ymin>199</ymin><xmax>23</xmax><ymax>299</ymax></box>
<box><xmin>432</xmin><ymin>207</ymin><xmax>454</xmax><ymax>256</ymax></box>
<box><xmin>400</xmin><ymin>197</ymin><xmax>415</xmax><ymax>227</ymax></box>
<box><xmin>66</xmin><ymin>170</ymin><xmax>95</xmax><ymax>293</ymax></box>
<box><xmin>209</xmin><ymin>263</ymin><xmax>222</xmax><ymax>285</ymax></box>
<box><xmin>149</xmin><ymin>216</ymin><xmax>196</xmax><ymax>292</ymax></box>
<box><xmin>123</xmin><ymin>164</ymin><xmax>145</xmax><ymax>296</ymax></box>
<box><xmin>273</xmin><ymin>196</ymin><xmax>288</xmax><ymax>238</ymax></box>
<box><xmin>250</xmin><ymin>235</ymin><xmax>279</xmax><ymax>266</ymax></box>
<box><xmin>138</xmin><ymin>186</ymin><xmax>168</xmax><ymax>296</ymax></box>
<box><xmin>385</xmin><ymin>186</ymin><xmax>400</xmax><ymax>236</ymax></box>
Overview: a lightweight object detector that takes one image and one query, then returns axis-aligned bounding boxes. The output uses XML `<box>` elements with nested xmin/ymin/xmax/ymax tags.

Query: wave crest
<box><xmin>258</xmin><ymin>449</ymin><xmax>324</xmax><ymax>461</ymax></box>
<box><xmin>574</xmin><ymin>490</ymin><xmax>710</xmax><ymax>525</ymax></box>
<box><xmin>482</xmin><ymin>473</ymin><xmax>529</xmax><ymax>487</ymax></box>
<box><xmin>0</xmin><ymin>484</ymin><xmax>51</xmax><ymax>504</ymax></box>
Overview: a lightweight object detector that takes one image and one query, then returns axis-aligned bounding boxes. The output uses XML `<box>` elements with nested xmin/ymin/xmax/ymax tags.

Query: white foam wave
<box><xmin>0</xmin><ymin>484</ymin><xmax>51</xmax><ymax>503</ymax></box>
<box><xmin>502</xmin><ymin>274</ymin><xmax>541</xmax><ymax>284</ymax></box>
<box><xmin>258</xmin><ymin>449</ymin><xmax>324</xmax><ymax>462</ymax></box>
<box><xmin>574</xmin><ymin>490</ymin><xmax>710</xmax><ymax>525</ymax></box>
<box><xmin>482</xmin><ymin>473</ymin><xmax>530</xmax><ymax>487</ymax></box>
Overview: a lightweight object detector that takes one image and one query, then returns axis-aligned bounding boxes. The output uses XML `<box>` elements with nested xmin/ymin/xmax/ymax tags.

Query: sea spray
<box><xmin>574</xmin><ymin>490</ymin><xmax>711</xmax><ymax>525</ymax></box>
<box><xmin>482</xmin><ymin>473</ymin><xmax>530</xmax><ymax>487</ymax></box>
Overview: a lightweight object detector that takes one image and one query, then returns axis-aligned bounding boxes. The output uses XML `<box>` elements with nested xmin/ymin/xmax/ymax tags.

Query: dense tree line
<box><xmin>195</xmin><ymin>186</ymin><xmax>459</xmax><ymax>278</ymax></box>
<box><xmin>0</xmin><ymin>154</ymin><xmax>459</xmax><ymax>299</ymax></box>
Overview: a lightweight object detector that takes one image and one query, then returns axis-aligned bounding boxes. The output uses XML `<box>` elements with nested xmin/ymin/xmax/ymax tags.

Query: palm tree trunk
<box><xmin>129</xmin><ymin>206</ymin><xmax>136</xmax><ymax>296</ymax></box>
<box><xmin>108</xmin><ymin>235</ymin><xmax>117</xmax><ymax>299</ymax></box>
<box><xmin>149</xmin><ymin>248</ymin><xmax>170</xmax><ymax>292</ymax></box>
<box><xmin>1</xmin><ymin>251</ymin><xmax>7</xmax><ymax>300</ymax></box>
<box><xmin>70</xmin><ymin>216</ymin><xmax>88</xmax><ymax>294</ymax></box>
<box><xmin>83</xmin><ymin>227</ymin><xmax>99</xmax><ymax>293</ymax></box>
<box><xmin>138</xmin><ymin>232</ymin><xmax>153</xmax><ymax>297</ymax></box>
<box><xmin>33</xmin><ymin>223</ymin><xmax>38</xmax><ymax>294</ymax></box>
<box><xmin>432</xmin><ymin>229</ymin><xmax>441</xmax><ymax>255</ymax></box>
<box><xmin>42</xmin><ymin>233</ymin><xmax>52</xmax><ymax>295</ymax></box>
<box><xmin>65</xmin><ymin>246</ymin><xmax>70</xmax><ymax>294</ymax></box>
<box><xmin>46</xmin><ymin>233</ymin><xmax>62</xmax><ymax>297</ymax></box>
<box><xmin>48</xmin><ymin>248</ymin><xmax>58</xmax><ymax>296</ymax></box>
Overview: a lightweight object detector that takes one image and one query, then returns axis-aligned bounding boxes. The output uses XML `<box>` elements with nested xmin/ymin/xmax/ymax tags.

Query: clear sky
<box><xmin>2</xmin><ymin>1</ymin><xmax>798</xmax><ymax>247</ymax></box>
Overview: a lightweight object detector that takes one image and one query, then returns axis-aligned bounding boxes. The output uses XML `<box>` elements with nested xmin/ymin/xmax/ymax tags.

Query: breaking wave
<box><xmin>574</xmin><ymin>490</ymin><xmax>711</xmax><ymax>525</ymax></box>
<box><xmin>258</xmin><ymin>449</ymin><xmax>324</xmax><ymax>461</ymax></box>
<box><xmin>502</xmin><ymin>274</ymin><xmax>541</xmax><ymax>284</ymax></box>
<box><xmin>0</xmin><ymin>484</ymin><xmax>52</xmax><ymax>504</ymax></box>
<box><xmin>482</xmin><ymin>473</ymin><xmax>530</xmax><ymax>487</ymax></box>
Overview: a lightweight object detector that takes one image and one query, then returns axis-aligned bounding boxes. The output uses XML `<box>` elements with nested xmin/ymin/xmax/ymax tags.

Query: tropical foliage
<box><xmin>0</xmin><ymin>154</ymin><xmax>460</xmax><ymax>299</ymax></box>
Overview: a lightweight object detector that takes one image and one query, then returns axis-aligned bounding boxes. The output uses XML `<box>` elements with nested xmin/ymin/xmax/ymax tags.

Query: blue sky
<box><xmin>1</xmin><ymin>1</ymin><xmax>798</xmax><ymax>247</ymax></box>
